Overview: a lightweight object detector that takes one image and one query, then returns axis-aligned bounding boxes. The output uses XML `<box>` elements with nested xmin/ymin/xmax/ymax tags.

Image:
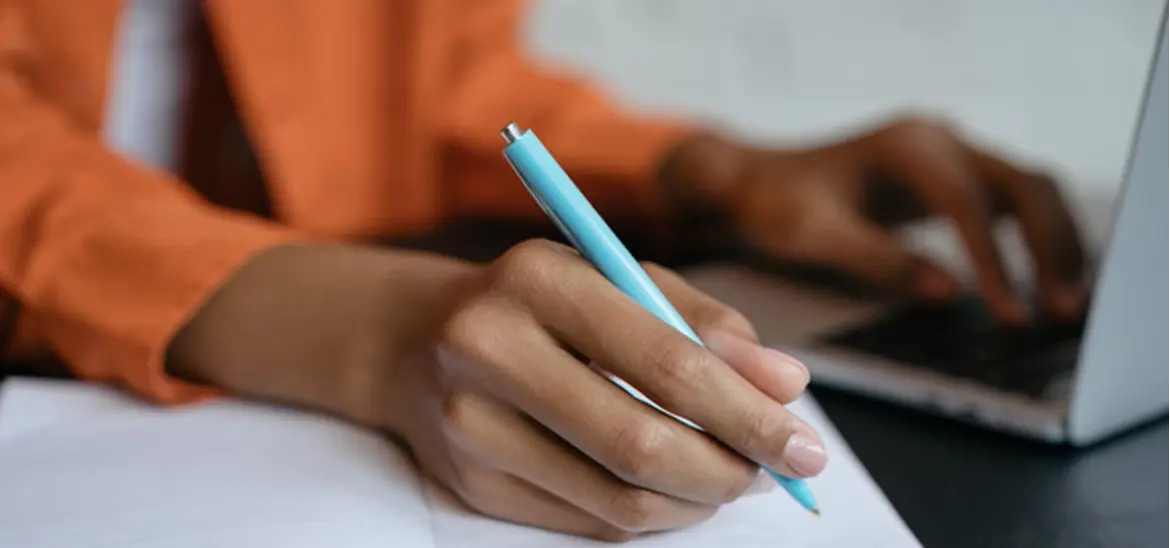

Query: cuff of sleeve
<box><xmin>36</xmin><ymin>203</ymin><xmax>309</xmax><ymax>406</ymax></box>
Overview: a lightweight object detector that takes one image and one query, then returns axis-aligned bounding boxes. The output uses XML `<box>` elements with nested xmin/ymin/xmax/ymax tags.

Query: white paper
<box><xmin>0</xmin><ymin>380</ymin><xmax>433</xmax><ymax>548</ymax></box>
<box><xmin>0</xmin><ymin>379</ymin><xmax>918</xmax><ymax>547</ymax></box>
<box><xmin>423</xmin><ymin>394</ymin><xmax>920</xmax><ymax>548</ymax></box>
<box><xmin>0</xmin><ymin>378</ymin><xmax>154</xmax><ymax>444</ymax></box>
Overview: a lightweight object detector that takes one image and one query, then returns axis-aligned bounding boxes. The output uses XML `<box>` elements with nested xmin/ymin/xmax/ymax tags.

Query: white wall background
<box><xmin>526</xmin><ymin>0</ymin><xmax>1165</xmax><ymax>196</ymax></box>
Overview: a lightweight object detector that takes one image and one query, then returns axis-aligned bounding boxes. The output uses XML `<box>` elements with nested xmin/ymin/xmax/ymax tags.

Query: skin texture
<box><xmin>168</xmin><ymin>114</ymin><xmax>1087</xmax><ymax>542</ymax></box>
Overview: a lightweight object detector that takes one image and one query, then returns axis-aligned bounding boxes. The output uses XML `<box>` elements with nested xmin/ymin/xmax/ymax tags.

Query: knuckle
<box><xmin>506</xmin><ymin>237</ymin><xmax>564</xmax><ymax>260</ymax></box>
<box><xmin>878</xmin><ymin>115</ymin><xmax>964</xmax><ymax>160</ymax></box>
<box><xmin>437</xmin><ymin>298</ymin><xmax>520</xmax><ymax>388</ymax></box>
<box><xmin>639</xmin><ymin>261</ymin><xmax>676</xmax><ymax>282</ymax></box>
<box><xmin>453</xmin><ymin>469</ymin><xmax>497</xmax><ymax>515</ymax></box>
<box><xmin>935</xmin><ymin>176</ymin><xmax>989</xmax><ymax>216</ymax></box>
<box><xmin>1023</xmin><ymin>172</ymin><xmax>1061</xmax><ymax>200</ymax></box>
<box><xmin>494</xmin><ymin>239</ymin><xmax>569</xmax><ymax>292</ymax></box>
<box><xmin>440</xmin><ymin>300</ymin><xmax>489</xmax><ymax>351</ymax></box>
<box><xmin>606</xmin><ymin>487</ymin><xmax>663</xmax><ymax>532</ymax></box>
<box><xmin>610</xmin><ymin>420</ymin><xmax>673</xmax><ymax>483</ymax></box>
<box><xmin>645</xmin><ymin>339</ymin><xmax>706</xmax><ymax>400</ymax></box>
<box><xmin>718</xmin><ymin>465</ymin><xmax>760</xmax><ymax>503</ymax></box>
<box><xmin>738</xmin><ymin>409</ymin><xmax>785</xmax><ymax>458</ymax></box>
<box><xmin>700</xmin><ymin>306</ymin><xmax>755</xmax><ymax>341</ymax></box>
<box><xmin>439</xmin><ymin>391</ymin><xmax>479</xmax><ymax>445</ymax></box>
<box><xmin>887</xmin><ymin>114</ymin><xmax>957</xmax><ymax>144</ymax></box>
<box><xmin>648</xmin><ymin>338</ymin><xmax>709</xmax><ymax>391</ymax></box>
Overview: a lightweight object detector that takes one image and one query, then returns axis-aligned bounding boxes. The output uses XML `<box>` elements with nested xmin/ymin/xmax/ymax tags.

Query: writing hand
<box><xmin>387</xmin><ymin>240</ymin><xmax>823</xmax><ymax>541</ymax></box>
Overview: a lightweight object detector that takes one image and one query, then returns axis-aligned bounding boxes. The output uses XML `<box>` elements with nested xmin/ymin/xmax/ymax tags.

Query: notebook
<box><xmin>0</xmin><ymin>378</ymin><xmax>920</xmax><ymax>547</ymax></box>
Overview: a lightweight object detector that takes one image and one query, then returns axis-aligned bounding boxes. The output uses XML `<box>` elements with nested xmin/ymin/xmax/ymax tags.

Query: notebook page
<box><xmin>0</xmin><ymin>384</ymin><xmax>433</xmax><ymax>548</ymax></box>
<box><xmin>0</xmin><ymin>377</ymin><xmax>153</xmax><ymax>444</ymax></box>
<box><xmin>424</xmin><ymin>394</ymin><xmax>920</xmax><ymax>547</ymax></box>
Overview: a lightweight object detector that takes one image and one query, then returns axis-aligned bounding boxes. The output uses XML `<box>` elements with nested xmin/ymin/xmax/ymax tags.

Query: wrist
<box><xmin>167</xmin><ymin>243</ymin><xmax>474</xmax><ymax>428</ymax></box>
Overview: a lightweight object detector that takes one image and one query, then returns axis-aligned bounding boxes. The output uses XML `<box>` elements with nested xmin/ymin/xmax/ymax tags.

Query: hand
<box><xmin>388</xmin><ymin>240</ymin><xmax>823</xmax><ymax>540</ymax></box>
<box><xmin>662</xmin><ymin>115</ymin><xmax>1089</xmax><ymax>324</ymax></box>
<box><xmin>170</xmin><ymin>242</ymin><xmax>824</xmax><ymax>542</ymax></box>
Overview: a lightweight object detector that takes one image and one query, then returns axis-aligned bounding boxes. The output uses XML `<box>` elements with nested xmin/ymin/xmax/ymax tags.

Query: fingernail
<box><xmin>782</xmin><ymin>434</ymin><xmax>828</xmax><ymax>477</ymax></box>
<box><xmin>744</xmin><ymin>468</ymin><xmax>777</xmax><ymax>497</ymax></box>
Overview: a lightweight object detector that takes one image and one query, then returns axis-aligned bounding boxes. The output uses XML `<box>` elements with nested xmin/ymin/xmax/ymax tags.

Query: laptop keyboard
<box><xmin>817</xmin><ymin>296</ymin><xmax>1085</xmax><ymax>400</ymax></box>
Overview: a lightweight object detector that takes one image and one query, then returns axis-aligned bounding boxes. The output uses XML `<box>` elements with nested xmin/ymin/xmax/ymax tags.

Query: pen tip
<box><xmin>810</xmin><ymin>508</ymin><xmax>821</xmax><ymax>517</ymax></box>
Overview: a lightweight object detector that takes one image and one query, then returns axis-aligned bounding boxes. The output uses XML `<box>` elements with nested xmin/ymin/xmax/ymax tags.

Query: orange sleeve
<box><xmin>0</xmin><ymin>5</ymin><xmax>301</xmax><ymax>404</ymax></box>
<box><xmin>437</xmin><ymin>0</ymin><xmax>698</xmax><ymax>221</ymax></box>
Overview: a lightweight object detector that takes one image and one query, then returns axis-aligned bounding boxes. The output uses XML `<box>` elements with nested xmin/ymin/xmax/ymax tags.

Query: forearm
<box><xmin>166</xmin><ymin>243</ymin><xmax>474</xmax><ymax>425</ymax></box>
<box><xmin>1</xmin><ymin>38</ymin><xmax>298</xmax><ymax>403</ymax></box>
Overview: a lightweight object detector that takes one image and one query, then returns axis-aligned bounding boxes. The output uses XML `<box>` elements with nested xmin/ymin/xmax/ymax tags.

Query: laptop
<box><xmin>685</xmin><ymin>10</ymin><xmax>1168</xmax><ymax>446</ymax></box>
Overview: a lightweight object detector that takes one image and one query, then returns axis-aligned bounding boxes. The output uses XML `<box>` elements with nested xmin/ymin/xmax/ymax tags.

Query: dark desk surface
<box><xmin>813</xmin><ymin>386</ymin><xmax>1168</xmax><ymax>548</ymax></box>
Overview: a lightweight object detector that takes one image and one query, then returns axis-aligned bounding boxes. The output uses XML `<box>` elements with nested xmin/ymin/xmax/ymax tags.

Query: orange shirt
<box><xmin>0</xmin><ymin>0</ymin><xmax>691</xmax><ymax>403</ymax></box>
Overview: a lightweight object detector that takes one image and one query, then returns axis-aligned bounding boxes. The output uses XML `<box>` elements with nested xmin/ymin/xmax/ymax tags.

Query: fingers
<box><xmin>748</xmin><ymin>190</ymin><xmax>961</xmax><ymax>301</ymax></box>
<box><xmin>575</xmin><ymin>314</ymin><xmax>825</xmax><ymax>479</ymax></box>
<box><xmin>642</xmin><ymin>264</ymin><xmax>811</xmax><ymax>404</ymax></box>
<box><xmin>857</xmin><ymin>119</ymin><xmax>1029</xmax><ymax>322</ymax></box>
<box><xmin>446</xmin><ymin>465</ymin><xmax>636</xmax><ymax>542</ymax></box>
<box><xmin>642</xmin><ymin>263</ymin><xmax>759</xmax><ymax>342</ymax></box>
<box><xmin>968</xmin><ymin>149</ymin><xmax>1089</xmax><ymax>320</ymax></box>
<box><xmin>516</xmin><ymin>249</ymin><xmax>827</xmax><ymax>480</ymax></box>
<box><xmin>440</xmin><ymin>284</ymin><xmax>761</xmax><ymax>503</ymax></box>
<box><xmin>441</xmin><ymin>392</ymin><xmax>718</xmax><ymax>536</ymax></box>
<box><xmin>499</xmin><ymin>326</ymin><xmax>762</xmax><ymax>504</ymax></box>
<box><xmin>814</xmin><ymin>211</ymin><xmax>961</xmax><ymax>302</ymax></box>
<box><xmin>854</xmin><ymin>117</ymin><xmax>1091</xmax><ymax>321</ymax></box>
<box><xmin>700</xmin><ymin>330</ymin><xmax>809</xmax><ymax>404</ymax></box>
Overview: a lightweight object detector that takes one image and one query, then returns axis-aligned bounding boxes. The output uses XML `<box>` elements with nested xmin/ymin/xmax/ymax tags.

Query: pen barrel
<box><xmin>502</xmin><ymin>130</ymin><xmax>700</xmax><ymax>344</ymax></box>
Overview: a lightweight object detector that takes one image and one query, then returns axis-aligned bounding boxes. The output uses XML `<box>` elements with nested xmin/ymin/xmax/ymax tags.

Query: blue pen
<box><xmin>500</xmin><ymin>122</ymin><xmax>819</xmax><ymax>516</ymax></box>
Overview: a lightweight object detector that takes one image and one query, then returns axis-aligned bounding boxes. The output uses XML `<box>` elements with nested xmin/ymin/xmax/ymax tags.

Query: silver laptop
<box><xmin>685</xmin><ymin>10</ymin><xmax>1167</xmax><ymax>446</ymax></box>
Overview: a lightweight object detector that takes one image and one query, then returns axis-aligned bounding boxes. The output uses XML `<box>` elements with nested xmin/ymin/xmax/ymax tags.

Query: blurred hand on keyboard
<box><xmin>660</xmin><ymin>115</ymin><xmax>1090</xmax><ymax>325</ymax></box>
